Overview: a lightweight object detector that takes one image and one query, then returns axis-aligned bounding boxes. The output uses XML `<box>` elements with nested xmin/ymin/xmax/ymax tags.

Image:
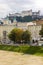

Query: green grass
<box><xmin>0</xmin><ymin>44</ymin><xmax>43</xmax><ymax>56</ymax></box>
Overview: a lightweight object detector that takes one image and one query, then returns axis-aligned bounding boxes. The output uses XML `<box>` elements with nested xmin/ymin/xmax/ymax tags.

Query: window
<box><xmin>3</xmin><ymin>31</ymin><xmax>7</xmax><ymax>39</ymax></box>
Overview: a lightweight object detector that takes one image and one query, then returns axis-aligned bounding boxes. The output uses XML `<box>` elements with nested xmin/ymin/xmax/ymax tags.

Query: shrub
<box><xmin>8</xmin><ymin>28</ymin><xmax>31</xmax><ymax>44</ymax></box>
<box><xmin>8</xmin><ymin>28</ymin><xmax>23</xmax><ymax>43</ymax></box>
<box><xmin>22</xmin><ymin>30</ymin><xmax>31</xmax><ymax>43</ymax></box>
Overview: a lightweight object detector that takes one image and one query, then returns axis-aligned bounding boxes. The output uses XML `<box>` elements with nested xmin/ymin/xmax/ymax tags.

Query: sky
<box><xmin>0</xmin><ymin>0</ymin><xmax>43</xmax><ymax>18</ymax></box>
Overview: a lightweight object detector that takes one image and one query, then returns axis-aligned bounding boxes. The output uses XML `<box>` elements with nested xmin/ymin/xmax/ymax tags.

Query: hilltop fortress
<box><xmin>0</xmin><ymin>10</ymin><xmax>40</xmax><ymax>25</ymax></box>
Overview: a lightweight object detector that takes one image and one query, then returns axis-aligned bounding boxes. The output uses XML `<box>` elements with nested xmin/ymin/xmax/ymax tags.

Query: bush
<box><xmin>8</xmin><ymin>28</ymin><xmax>24</xmax><ymax>43</ymax></box>
<box><xmin>39</xmin><ymin>25</ymin><xmax>43</xmax><ymax>37</ymax></box>
<box><xmin>22</xmin><ymin>30</ymin><xmax>31</xmax><ymax>43</ymax></box>
<box><xmin>8</xmin><ymin>28</ymin><xmax>31</xmax><ymax>44</ymax></box>
<box><xmin>0</xmin><ymin>45</ymin><xmax>43</xmax><ymax>56</ymax></box>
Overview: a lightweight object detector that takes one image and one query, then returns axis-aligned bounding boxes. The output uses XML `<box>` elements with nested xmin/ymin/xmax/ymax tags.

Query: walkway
<box><xmin>0</xmin><ymin>50</ymin><xmax>43</xmax><ymax>65</ymax></box>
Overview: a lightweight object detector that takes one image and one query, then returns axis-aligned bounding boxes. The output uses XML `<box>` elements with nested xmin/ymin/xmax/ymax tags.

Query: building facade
<box><xmin>0</xmin><ymin>23</ymin><xmax>42</xmax><ymax>43</ymax></box>
<box><xmin>28</xmin><ymin>25</ymin><xmax>41</xmax><ymax>40</ymax></box>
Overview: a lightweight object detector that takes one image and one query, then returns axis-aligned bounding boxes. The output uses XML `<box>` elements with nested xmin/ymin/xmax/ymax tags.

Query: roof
<box><xmin>35</xmin><ymin>20</ymin><xmax>43</xmax><ymax>25</ymax></box>
<box><xmin>27</xmin><ymin>22</ymin><xmax>36</xmax><ymax>26</ymax></box>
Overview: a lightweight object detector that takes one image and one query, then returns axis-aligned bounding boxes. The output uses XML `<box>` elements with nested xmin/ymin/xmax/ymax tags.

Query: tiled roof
<box><xmin>34</xmin><ymin>20</ymin><xmax>43</xmax><ymax>25</ymax></box>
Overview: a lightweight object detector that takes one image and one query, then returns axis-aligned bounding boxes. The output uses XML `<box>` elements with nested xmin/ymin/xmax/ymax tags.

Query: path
<box><xmin>0</xmin><ymin>50</ymin><xmax>43</xmax><ymax>65</ymax></box>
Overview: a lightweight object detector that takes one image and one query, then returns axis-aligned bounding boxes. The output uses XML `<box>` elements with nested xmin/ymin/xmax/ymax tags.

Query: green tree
<box><xmin>22</xmin><ymin>30</ymin><xmax>31</xmax><ymax>43</ymax></box>
<box><xmin>39</xmin><ymin>25</ymin><xmax>43</xmax><ymax>37</ymax></box>
<box><xmin>8</xmin><ymin>28</ymin><xmax>23</xmax><ymax>43</ymax></box>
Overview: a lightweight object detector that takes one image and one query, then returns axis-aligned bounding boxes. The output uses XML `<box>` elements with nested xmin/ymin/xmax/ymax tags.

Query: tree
<box><xmin>8</xmin><ymin>28</ymin><xmax>31</xmax><ymax>44</ymax></box>
<box><xmin>8</xmin><ymin>29</ymin><xmax>16</xmax><ymax>42</ymax></box>
<box><xmin>8</xmin><ymin>28</ymin><xmax>23</xmax><ymax>43</ymax></box>
<box><xmin>16</xmin><ymin>16</ymin><xmax>32</xmax><ymax>22</ymax></box>
<box><xmin>39</xmin><ymin>25</ymin><xmax>43</xmax><ymax>37</ymax></box>
<box><xmin>22</xmin><ymin>30</ymin><xmax>31</xmax><ymax>43</ymax></box>
<box><xmin>23</xmin><ymin>16</ymin><xmax>32</xmax><ymax>22</ymax></box>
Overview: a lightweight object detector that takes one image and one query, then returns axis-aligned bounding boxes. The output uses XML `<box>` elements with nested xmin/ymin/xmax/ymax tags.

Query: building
<box><xmin>0</xmin><ymin>24</ymin><xmax>28</xmax><ymax>43</ymax></box>
<box><xmin>0</xmin><ymin>17</ymin><xmax>42</xmax><ymax>43</ymax></box>
<box><xmin>32</xmin><ymin>10</ymin><xmax>40</xmax><ymax>16</ymax></box>
<box><xmin>28</xmin><ymin>25</ymin><xmax>41</xmax><ymax>40</ymax></box>
<box><xmin>0</xmin><ymin>22</ymin><xmax>42</xmax><ymax>44</ymax></box>
<box><xmin>21</xmin><ymin>10</ymin><xmax>32</xmax><ymax>17</ymax></box>
<box><xmin>34</xmin><ymin>20</ymin><xmax>43</xmax><ymax>25</ymax></box>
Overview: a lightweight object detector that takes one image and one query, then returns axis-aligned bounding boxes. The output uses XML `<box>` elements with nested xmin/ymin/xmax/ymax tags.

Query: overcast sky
<box><xmin>0</xmin><ymin>0</ymin><xmax>43</xmax><ymax>18</ymax></box>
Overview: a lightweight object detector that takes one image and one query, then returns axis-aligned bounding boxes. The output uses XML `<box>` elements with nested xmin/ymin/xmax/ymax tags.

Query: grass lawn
<box><xmin>0</xmin><ymin>44</ymin><xmax>43</xmax><ymax>56</ymax></box>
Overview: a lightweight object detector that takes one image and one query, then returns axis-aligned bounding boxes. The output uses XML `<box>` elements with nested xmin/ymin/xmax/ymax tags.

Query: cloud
<box><xmin>6</xmin><ymin>0</ymin><xmax>34</xmax><ymax>12</ymax></box>
<box><xmin>7</xmin><ymin>0</ymin><xmax>43</xmax><ymax>13</ymax></box>
<box><xmin>0</xmin><ymin>0</ymin><xmax>43</xmax><ymax>18</ymax></box>
<box><xmin>0</xmin><ymin>3</ymin><xmax>12</xmax><ymax>18</ymax></box>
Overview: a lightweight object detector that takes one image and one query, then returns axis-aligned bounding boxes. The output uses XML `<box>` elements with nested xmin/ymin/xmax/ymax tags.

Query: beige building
<box><xmin>28</xmin><ymin>25</ymin><xmax>41</xmax><ymax>40</ymax></box>
<box><xmin>0</xmin><ymin>23</ymin><xmax>42</xmax><ymax>43</ymax></box>
<box><xmin>0</xmin><ymin>24</ymin><xmax>28</xmax><ymax>40</ymax></box>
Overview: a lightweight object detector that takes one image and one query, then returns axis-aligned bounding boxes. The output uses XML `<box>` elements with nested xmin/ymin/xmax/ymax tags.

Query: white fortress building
<box><xmin>14</xmin><ymin>10</ymin><xmax>40</xmax><ymax>17</ymax></box>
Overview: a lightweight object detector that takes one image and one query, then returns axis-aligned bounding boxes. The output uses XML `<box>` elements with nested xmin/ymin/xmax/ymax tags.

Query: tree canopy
<box><xmin>8</xmin><ymin>28</ymin><xmax>31</xmax><ymax>43</ymax></box>
<box><xmin>39</xmin><ymin>25</ymin><xmax>43</xmax><ymax>37</ymax></box>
